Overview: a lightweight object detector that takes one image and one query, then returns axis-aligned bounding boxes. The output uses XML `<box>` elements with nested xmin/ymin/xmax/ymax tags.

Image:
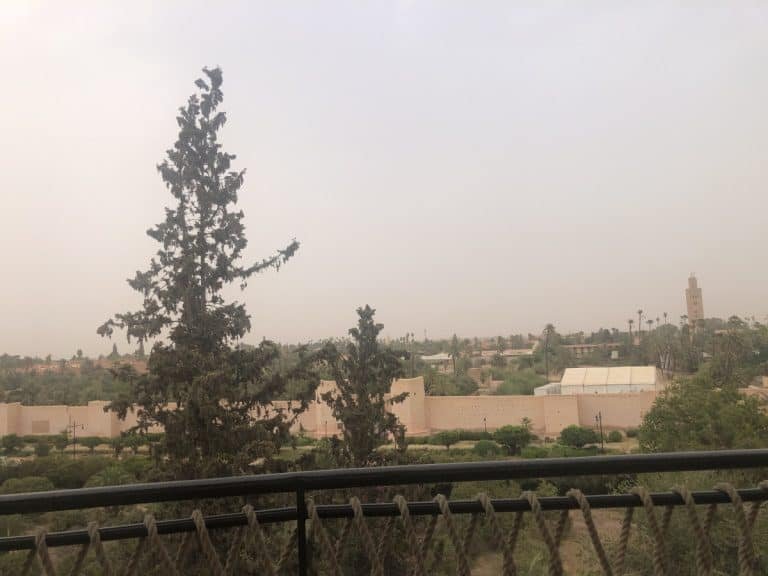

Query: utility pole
<box><xmin>544</xmin><ymin>328</ymin><xmax>551</xmax><ymax>381</ymax></box>
<box><xmin>66</xmin><ymin>418</ymin><xmax>85</xmax><ymax>460</ymax></box>
<box><xmin>595</xmin><ymin>412</ymin><xmax>605</xmax><ymax>453</ymax></box>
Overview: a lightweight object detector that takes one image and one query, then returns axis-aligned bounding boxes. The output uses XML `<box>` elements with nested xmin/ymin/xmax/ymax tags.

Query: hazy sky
<box><xmin>1</xmin><ymin>1</ymin><xmax>767</xmax><ymax>358</ymax></box>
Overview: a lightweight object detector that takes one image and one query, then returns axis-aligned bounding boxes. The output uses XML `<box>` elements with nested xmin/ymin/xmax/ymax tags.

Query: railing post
<box><xmin>296</xmin><ymin>483</ymin><xmax>309</xmax><ymax>576</ymax></box>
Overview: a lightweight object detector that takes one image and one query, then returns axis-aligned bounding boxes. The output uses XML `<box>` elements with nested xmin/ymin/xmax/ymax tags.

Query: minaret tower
<box><xmin>685</xmin><ymin>274</ymin><xmax>704</xmax><ymax>326</ymax></box>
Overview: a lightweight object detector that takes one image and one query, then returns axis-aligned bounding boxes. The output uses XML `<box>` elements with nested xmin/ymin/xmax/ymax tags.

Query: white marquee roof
<box><xmin>560</xmin><ymin>366</ymin><xmax>658</xmax><ymax>387</ymax></box>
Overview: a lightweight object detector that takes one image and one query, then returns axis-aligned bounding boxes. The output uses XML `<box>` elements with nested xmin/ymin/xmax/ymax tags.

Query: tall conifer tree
<box><xmin>99</xmin><ymin>68</ymin><xmax>311</xmax><ymax>478</ymax></box>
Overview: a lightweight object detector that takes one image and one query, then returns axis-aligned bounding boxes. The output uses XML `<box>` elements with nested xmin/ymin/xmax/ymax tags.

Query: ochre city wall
<box><xmin>576</xmin><ymin>392</ymin><xmax>657</xmax><ymax>430</ymax></box>
<box><xmin>0</xmin><ymin>378</ymin><xmax>657</xmax><ymax>439</ymax></box>
<box><xmin>0</xmin><ymin>402</ymin><xmax>124</xmax><ymax>438</ymax></box>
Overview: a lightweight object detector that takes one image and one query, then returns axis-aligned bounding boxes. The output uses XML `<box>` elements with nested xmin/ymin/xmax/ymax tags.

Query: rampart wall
<box><xmin>0</xmin><ymin>377</ymin><xmax>658</xmax><ymax>439</ymax></box>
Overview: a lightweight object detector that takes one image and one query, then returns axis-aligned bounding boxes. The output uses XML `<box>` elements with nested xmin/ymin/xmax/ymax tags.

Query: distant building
<box><xmin>562</xmin><ymin>342</ymin><xmax>621</xmax><ymax>360</ymax></box>
<box><xmin>420</xmin><ymin>352</ymin><xmax>453</xmax><ymax>373</ymax></box>
<box><xmin>420</xmin><ymin>352</ymin><xmax>452</xmax><ymax>365</ymax></box>
<box><xmin>476</xmin><ymin>348</ymin><xmax>534</xmax><ymax>360</ymax></box>
<box><xmin>686</xmin><ymin>275</ymin><xmax>704</xmax><ymax>325</ymax></box>
<box><xmin>534</xmin><ymin>366</ymin><xmax>662</xmax><ymax>396</ymax></box>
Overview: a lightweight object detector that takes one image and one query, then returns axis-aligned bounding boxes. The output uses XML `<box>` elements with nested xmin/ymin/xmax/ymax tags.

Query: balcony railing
<box><xmin>1</xmin><ymin>449</ymin><xmax>768</xmax><ymax>575</ymax></box>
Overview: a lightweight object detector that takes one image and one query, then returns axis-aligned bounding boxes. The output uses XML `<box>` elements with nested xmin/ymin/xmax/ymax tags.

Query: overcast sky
<box><xmin>1</xmin><ymin>1</ymin><xmax>767</xmax><ymax>358</ymax></box>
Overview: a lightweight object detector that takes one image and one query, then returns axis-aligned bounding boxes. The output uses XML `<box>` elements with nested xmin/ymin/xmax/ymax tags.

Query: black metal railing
<box><xmin>2</xmin><ymin>449</ymin><xmax>768</xmax><ymax>574</ymax></box>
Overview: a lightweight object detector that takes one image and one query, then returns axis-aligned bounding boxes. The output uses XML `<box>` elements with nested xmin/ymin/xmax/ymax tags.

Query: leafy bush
<box><xmin>431</xmin><ymin>430</ymin><xmax>461</xmax><ymax>450</ymax></box>
<box><xmin>407</xmin><ymin>436</ymin><xmax>431</xmax><ymax>445</ymax></box>
<box><xmin>122</xmin><ymin>434</ymin><xmax>146</xmax><ymax>455</ymax></box>
<box><xmin>85</xmin><ymin>465</ymin><xmax>136</xmax><ymax>487</ymax></box>
<box><xmin>292</xmin><ymin>434</ymin><xmax>316</xmax><ymax>447</ymax></box>
<box><xmin>625</xmin><ymin>428</ymin><xmax>638</xmax><ymax>438</ymax></box>
<box><xmin>79</xmin><ymin>436</ymin><xmax>106</xmax><ymax>454</ymax></box>
<box><xmin>493</xmin><ymin>425</ymin><xmax>533</xmax><ymax>455</ymax></box>
<box><xmin>1</xmin><ymin>476</ymin><xmax>54</xmax><ymax>494</ymax></box>
<box><xmin>473</xmin><ymin>440</ymin><xmax>500</xmax><ymax>457</ymax></box>
<box><xmin>559</xmin><ymin>425</ymin><xmax>599</xmax><ymax>448</ymax></box>
<box><xmin>119</xmin><ymin>456</ymin><xmax>152</xmax><ymax>480</ymax></box>
<box><xmin>43</xmin><ymin>457</ymin><xmax>112</xmax><ymax>489</ymax></box>
<box><xmin>53</xmin><ymin>434</ymin><xmax>68</xmax><ymax>453</ymax></box>
<box><xmin>34</xmin><ymin>441</ymin><xmax>50</xmax><ymax>457</ymax></box>
<box><xmin>1</xmin><ymin>434</ymin><xmax>24</xmax><ymax>455</ymax></box>
<box><xmin>547</xmin><ymin>444</ymin><xmax>599</xmax><ymax>458</ymax></box>
<box><xmin>456</xmin><ymin>430</ymin><xmax>493</xmax><ymax>442</ymax></box>
<box><xmin>521</xmin><ymin>445</ymin><xmax>548</xmax><ymax>459</ymax></box>
<box><xmin>607</xmin><ymin>430</ymin><xmax>623</xmax><ymax>443</ymax></box>
<box><xmin>639</xmin><ymin>372</ymin><xmax>768</xmax><ymax>452</ymax></box>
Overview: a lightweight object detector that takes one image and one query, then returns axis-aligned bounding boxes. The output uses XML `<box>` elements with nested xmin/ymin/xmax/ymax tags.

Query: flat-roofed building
<box><xmin>562</xmin><ymin>342</ymin><xmax>621</xmax><ymax>360</ymax></box>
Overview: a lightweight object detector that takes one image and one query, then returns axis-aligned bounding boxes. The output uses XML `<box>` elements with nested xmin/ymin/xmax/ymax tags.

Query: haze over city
<box><xmin>2</xmin><ymin>1</ymin><xmax>767</xmax><ymax>357</ymax></box>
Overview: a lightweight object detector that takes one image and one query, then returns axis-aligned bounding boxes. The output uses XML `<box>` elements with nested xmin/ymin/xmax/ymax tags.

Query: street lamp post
<box><xmin>595</xmin><ymin>412</ymin><xmax>605</xmax><ymax>453</ymax></box>
<box><xmin>66</xmin><ymin>418</ymin><xmax>85</xmax><ymax>460</ymax></box>
<box><xmin>483</xmin><ymin>417</ymin><xmax>487</xmax><ymax>433</ymax></box>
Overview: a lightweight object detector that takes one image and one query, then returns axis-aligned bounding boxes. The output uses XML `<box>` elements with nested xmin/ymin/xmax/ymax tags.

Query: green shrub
<box><xmin>85</xmin><ymin>465</ymin><xmax>136</xmax><ymax>487</ymax></box>
<box><xmin>456</xmin><ymin>430</ymin><xmax>492</xmax><ymax>442</ymax></box>
<box><xmin>607</xmin><ymin>430</ymin><xmax>623</xmax><ymax>443</ymax></box>
<box><xmin>79</xmin><ymin>436</ymin><xmax>107</xmax><ymax>454</ymax></box>
<box><xmin>52</xmin><ymin>434</ymin><xmax>69</xmax><ymax>453</ymax></box>
<box><xmin>114</xmin><ymin>456</ymin><xmax>151</xmax><ymax>480</ymax></box>
<box><xmin>1</xmin><ymin>434</ymin><xmax>24</xmax><ymax>455</ymax></box>
<box><xmin>559</xmin><ymin>425</ymin><xmax>599</xmax><ymax>448</ymax></box>
<box><xmin>493</xmin><ymin>425</ymin><xmax>533</xmax><ymax>455</ymax></box>
<box><xmin>625</xmin><ymin>428</ymin><xmax>638</xmax><ymax>438</ymax></box>
<box><xmin>431</xmin><ymin>430</ymin><xmax>461</xmax><ymax>450</ymax></box>
<box><xmin>292</xmin><ymin>434</ymin><xmax>316</xmax><ymax>447</ymax></box>
<box><xmin>34</xmin><ymin>441</ymin><xmax>50</xmax><ymax>457</ymax></box>
<box><xmin>1</xmin><ymin>476</ymin><xmax>54</xmax><ymax>494</ymax></box>
<box><xmin>407</xmin><ymin>436</ymin><xmax>431</xmax><ymax>445</ymax></box>
<box><xmin>547</xmin><ymin>444</ymin><xmax>600</xmax><ymax>458</ymax></box>
<box><xmin>44</xmin><ymin>457</ymin><xmax>112</xmax><ymax>489</ymax></box>
<box><xmin>473</xmin><ymin>440</ymin><xmax>500</xmax><ymax>457</ymax></box>
<box><xmin>521</xmin><ymin>445</ymin><xmax>548</xmax><ymax>459</ymax></box>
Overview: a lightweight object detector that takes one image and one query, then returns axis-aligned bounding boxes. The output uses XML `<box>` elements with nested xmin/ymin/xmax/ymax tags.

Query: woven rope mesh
<box><xmin>8</xmin><ymin>481</ymin><xmax>768</xmax><ymax>575</ymax></box>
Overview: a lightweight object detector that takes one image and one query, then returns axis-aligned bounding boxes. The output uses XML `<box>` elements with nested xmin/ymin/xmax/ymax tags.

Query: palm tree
<box><xmin>543</xmin><ymin>324</ymin><xmax>555</xmax><ymax>381</ymax></box>
<box><xmin>637</xmin><ymin>309</ymin><xmax>644</xmax><ymax>336</ymax></box>
<box><xmin>663</xmin><ymin>312</ymin><xmax>668</xmax><ymax>325</ymax></box>
<box><xmin>449</xmin><ymin>334</ymin><xmax>460</xmax><ymax>376</ymax></box>
<box><xmin>656</xmin><ymin>317</ymin><xmax>660</xmax><ymax>330</ymax></box>
<box><xmin>647</xmin><ymin>319</ymin><xmax>654</xmax><ymax>333</ymax></box>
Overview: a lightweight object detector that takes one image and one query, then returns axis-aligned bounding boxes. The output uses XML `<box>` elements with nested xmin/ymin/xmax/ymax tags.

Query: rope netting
<box><xmin>12</xmin><ymin>480</ymin><xmax>768</xmax><ymax>576</ymax></box>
